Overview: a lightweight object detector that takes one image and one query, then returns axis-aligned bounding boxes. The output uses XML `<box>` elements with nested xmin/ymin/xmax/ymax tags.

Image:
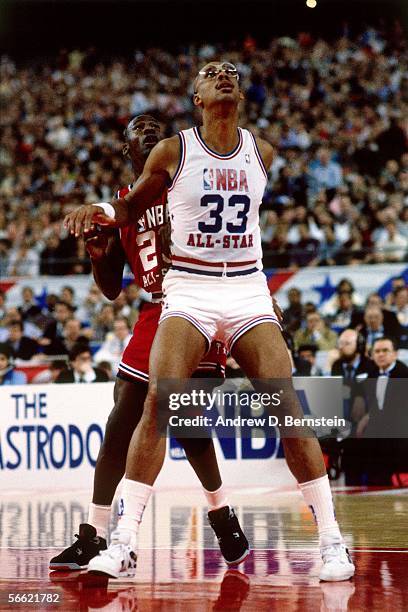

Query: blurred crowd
<box><xmin>0</xmin><ymin>282</ymin><xmax>142</xmax><ymax>384</ymax></box>
<box><xmin>1</xmin><ymin>273</ymin><xmax>407</xmax><ymax>385</ymax></box>
<box><xmin>0</xmin><ymin>23</ymin><xmax>407</xmax><ymax>275</ymax></box>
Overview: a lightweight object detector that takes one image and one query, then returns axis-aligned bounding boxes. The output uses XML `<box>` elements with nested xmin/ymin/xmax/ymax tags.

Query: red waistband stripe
<box><xmin>172</xmin><ymin>255</ymin><xmax>257</xmax><ymax>268</ymax></box>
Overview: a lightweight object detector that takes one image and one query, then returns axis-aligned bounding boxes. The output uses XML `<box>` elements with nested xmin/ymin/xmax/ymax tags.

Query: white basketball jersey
<box><xmin>167</xmin><ymin>126</ymin><xmax>268</xmax><ymax>276</ymax></box>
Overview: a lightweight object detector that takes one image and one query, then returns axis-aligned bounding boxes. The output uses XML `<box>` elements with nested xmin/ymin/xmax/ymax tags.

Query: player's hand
<box><xmin>63</xmin><ymin>205</ymin><xmax>114</xmax><ymax>237</ymax></box>
<box><xmin>272</xmin><ymin>296</ymin><xmax>283</xmax><ymax>323</ymax></box>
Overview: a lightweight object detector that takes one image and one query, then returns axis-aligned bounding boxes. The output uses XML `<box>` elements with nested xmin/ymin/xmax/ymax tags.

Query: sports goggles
<box><xmin>198</xmin><ymin>63</ymin><xmax>239</xmax><ymax>81</ymax></box>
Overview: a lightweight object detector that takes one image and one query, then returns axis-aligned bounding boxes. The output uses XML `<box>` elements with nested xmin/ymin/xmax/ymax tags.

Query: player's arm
<box><xmin>255</xmin><ymin>137</ymin><xmax>275</xmax><ymax>172</ymax></box>
<box><xmin>63</xmin><ymin>136</ymin><xmax>180</xmax><ymax>237</ymax></box>
<box><xmin>85</xmin><ymin>229</ymin><xmax>126</xmax><ymax>300</ymax></box>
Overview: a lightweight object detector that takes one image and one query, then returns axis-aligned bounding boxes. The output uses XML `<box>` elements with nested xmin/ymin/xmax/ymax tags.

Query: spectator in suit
<box><xmin>391</xmin><ymin>286</ymin><xmax>408</xmax><ymax>327</ymax></box>
<box><xmin>359</xmin><ymin>305</ymin><xmax>401</xmax><ymax>350</ymax></box>
<box><xmin>365</xmin><ymin>292</ymin><xmax>402</xmax><ymax>333</ymax></box>
<box><xmin>331</xmin><ymin>329</ymin><xmax>374</xmax><ymax>379</ymax></box>
<box><xmin>0</xmin><ymin>343</ymin><xmax>27</xmax><ymax>385</ymax></box>
<box><xmin>39</xmin><ymin>300</ymin><xmax>74</xmax><ymax>355</ymax></box>
<box><xmin>297</xmin><ymin>344</ymin><xmax>323</xmax><ymax>376</ymax></box>
<box><xmin>294</xmin><ymin>312</ymin><xmax>337</xmax><ymax>351</ymax></box>
<box><xmin>62</xmin><ymin>318</ymin><xmax>91</xmax><ymax>354</ymax></box>
<box><xmin>352</xmin><ymin>337</ymin><xmax>408</xmax><ymax>485</ymax></box>
<box><xmin>18</xmin><ymin>286</ymin><xmax>41</xmax><ymax>321</ymax></box>
<box><xmin>330</xmin><ymin>290</ymin><xmax>363</xmax><ymax>332</ymax></box>
<box><xmin>92</xmin><ymin>303</ymin><xmax>115</xmax><ymax>342</ymax></box>
<box><xmin>391</xmin><ymin>286</ymin><xmax>408</xmax><ymax>348</ymax></box>
<box><xmin>55</xmin><ymin>344</ymin><xmax>109</xmax><ymax>383</ymax></box>
<box><xmin>355</xmin><ymin>337</ymin><xmax>408</xmax><ymax>438</ymax></box>
<box><xmin>5</xmin><ymin>320</ymin><xmax>39</xmax><ymax>361</ymax></box>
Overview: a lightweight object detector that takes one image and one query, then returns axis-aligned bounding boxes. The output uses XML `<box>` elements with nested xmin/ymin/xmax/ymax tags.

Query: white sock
<box><xmin>203</xmin><ymin>484</ymin><xmax>229</xmax><ymax>511</ymax></box>
<box><xmin>298</xmin><ymin>475</ymin><xmax>342</xmax><ymax>543</ymax></box>
<box><xmin>88</xmin><ymin>503</ymin><xmax>111</xmax><ymax>539</ymax></box>
<box><xmin>117</xmin><ymin>479</ymin><xmax>153</xmax><ymax>549</ymax></box>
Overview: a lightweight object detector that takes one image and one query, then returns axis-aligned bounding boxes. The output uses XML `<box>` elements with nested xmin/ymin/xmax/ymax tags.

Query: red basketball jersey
<box><xmin>117</xmin><ymin>185</ymin><xmax>170</xmax><ymax>295</ymax></box>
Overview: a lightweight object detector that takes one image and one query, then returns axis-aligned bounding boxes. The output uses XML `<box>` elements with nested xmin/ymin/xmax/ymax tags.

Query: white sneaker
<box><xmin>319</xmin><ymin>535</ymin><xmax>355</xmax><ymax>582</ymax></box>
<box><xmin>87</xmin><ymin>530</ymin><xmax>137</xmax><ymax>579</ymax></box>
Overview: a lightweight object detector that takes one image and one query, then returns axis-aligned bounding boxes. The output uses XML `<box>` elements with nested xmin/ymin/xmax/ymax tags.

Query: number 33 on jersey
<box><xmin>167</xmin><ymin>127</ymin><xmax>268</xmax><ymax>275</ymax></box>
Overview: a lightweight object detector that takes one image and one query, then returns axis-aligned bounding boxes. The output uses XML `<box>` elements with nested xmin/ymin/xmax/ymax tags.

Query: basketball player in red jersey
<box><xmin>50</xmin><ymin>115</ymin><xmax>249</xmax><ymax>573</ymax></box>
<box><xmin>65</xmin><ymin>65</ymin><xmax>354</xmax><ymax>582</ymax></box>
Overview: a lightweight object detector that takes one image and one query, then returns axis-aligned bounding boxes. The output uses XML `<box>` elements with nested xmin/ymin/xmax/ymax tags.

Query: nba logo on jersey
<box><xmin>118</xmin><ymin>497</ymin><xmax>125</xmax><ymax>517</ymax></box>
<box><xmin>245</xmin><ymin>154</ymin><xmax>250</xmax><ymax>164</ymax></box>
<box><xmin>203</xmin><ymin>168</ymin><xmax>213</xmax><ymax>190</ymax></box>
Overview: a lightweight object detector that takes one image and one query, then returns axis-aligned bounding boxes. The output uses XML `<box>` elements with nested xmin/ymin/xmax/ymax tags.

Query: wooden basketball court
<box><xmin>0</xmin><ymin>486</ymin><xmax>407</xmax><ymax>610</ymax></box>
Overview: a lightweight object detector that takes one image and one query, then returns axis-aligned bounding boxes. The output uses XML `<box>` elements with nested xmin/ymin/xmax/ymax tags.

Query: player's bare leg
<box><xmin>88</xmin><ymin>318</ymin><xmax>249</xmax><ymax>578</ymax></box>
<box><xmin>49</xmin><ymin>378</ymin><xmax>148</xmax><ymax>571</ymax></box>
<box><xmin>232</xmin><ymin>323</ymin><xmax>354</xmax><ymax>581</ymax></box>
<box><xmin>232</xmin><ymin>323</ymin><xmax>326</xmax><ymax>483</ymax></box>
<box><xmin>125</xmin><ymin>316</ymin><xmax>207</xmax><ymax>485</ymax></box>
<box><xmin>51</xmin><ymin>372</ymin><xmax>223</xmax><ymax>572</ymax></box>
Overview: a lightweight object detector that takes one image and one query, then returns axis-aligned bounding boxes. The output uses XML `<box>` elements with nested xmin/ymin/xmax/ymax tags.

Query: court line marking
<box><xmin>1</xmin><ymin>546</ymin><xmax>407</xmax><ymax>552</ymax></box>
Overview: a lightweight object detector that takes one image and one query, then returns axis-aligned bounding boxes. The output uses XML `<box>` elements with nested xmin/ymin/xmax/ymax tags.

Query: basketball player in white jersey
<box><xmin>65</xmin><ymin>62</ymin><xmax>355</xmax><ymax>582</ymax></box>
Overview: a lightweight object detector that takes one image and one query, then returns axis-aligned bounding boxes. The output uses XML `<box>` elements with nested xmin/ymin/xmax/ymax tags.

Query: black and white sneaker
<box><xmin>49</xmin><ymin>523</ymin><xmax>107</xmax><ymax>571</ymax></box>
<box><xmin>208</xmin><ymin>506</ymin><xmax>250</xmax><ymax>565</ymax></box>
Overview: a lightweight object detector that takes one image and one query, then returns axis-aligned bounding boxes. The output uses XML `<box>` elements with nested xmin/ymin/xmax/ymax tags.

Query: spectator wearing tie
<box><xmin>93</xmin><ymin>317</ymin><xmax>132</xmax><ymax>372</ymax></box>
<box><xmin>331</xmin><ymin>329</ymin><xmax>373</xmax><ymax>379</ymax></box>
<box><xmin>359</xmin><ymin>305</ymin><xmax>401</xmax><ymax>350</ymax></box>
<box><xmin>55</xmin><ymin>344</ymin><xmax>109</xmax><ymax>383</ymax></box>
<box><xmin>356</xmin><ymin>337</ymin><xmax>408</xmax><ymax>437</ymax></box>
<box><xmin>352</xmin><ymin>337</ymin><xmax>408</xmax><ymax>485</ymax></box>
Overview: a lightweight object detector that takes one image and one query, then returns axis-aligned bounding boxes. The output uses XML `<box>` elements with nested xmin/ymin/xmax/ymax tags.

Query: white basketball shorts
<box><xmin>159</xmin><ymin>269</ymin><xmax>281</xmax><ymax>352</ymax></box>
